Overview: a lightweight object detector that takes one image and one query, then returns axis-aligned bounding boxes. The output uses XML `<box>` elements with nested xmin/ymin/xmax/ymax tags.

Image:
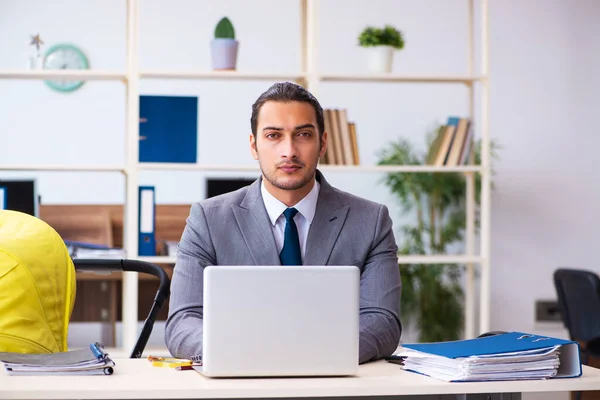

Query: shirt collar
<box><xmin>261</xmin><ymin>178</ymin><xmax>320</xmax><ymax>226</ymax></box>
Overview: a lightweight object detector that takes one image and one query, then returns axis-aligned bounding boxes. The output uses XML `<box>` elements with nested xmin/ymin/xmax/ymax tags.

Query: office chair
<box><xmin>74</xmin><ymin>259</ymin><xmax>171</xmax><ymax>359</ymax></box>
<box><xmin>554</xmin><ymin>268</ymin><xmax>600</xmax><ymax>400</ymax></box>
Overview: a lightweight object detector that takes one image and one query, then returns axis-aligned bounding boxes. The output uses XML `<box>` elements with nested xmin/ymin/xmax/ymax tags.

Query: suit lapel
<box><xmin>232</xmin><ymin>179</ymin><xmax>281</xmax><ymax>265</ymax></box>
<box><xmin>304</xmin><ymin>171</ymin><xmax>349</xmax><ymax>265</ymax></box>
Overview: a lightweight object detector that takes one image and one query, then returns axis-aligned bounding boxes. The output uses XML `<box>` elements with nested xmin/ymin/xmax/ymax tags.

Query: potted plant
<box><xmin>210</xmin><ymin>17</ymin><xmax>238</xmax><ymax>70</ymax></box>
<box><xmin>358</xmin><ymin>25</ymin><xmax>405</xmax><ymax>73</ymax></box>
<box><xmin>377</xmin><ymin>127</ymin><xmax>499</xmax><ymax>342</ymax></box>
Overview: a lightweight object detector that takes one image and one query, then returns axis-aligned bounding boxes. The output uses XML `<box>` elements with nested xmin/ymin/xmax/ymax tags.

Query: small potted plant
<box><xmin>358</xmin><ymin>25</ymin><xmax>405</xmax><ymax>73</ymax></box>
<box><xmin>210</xmin><ymin>17</ymin><xmax>239</xmax><ymax>70</ymax></box>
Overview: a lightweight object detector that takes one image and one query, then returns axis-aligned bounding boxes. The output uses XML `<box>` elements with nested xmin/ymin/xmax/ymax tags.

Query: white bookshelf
<box><xmin>1</xmin><ymin>0</ymin><xmax>491</xmax><ymax>352</ymax></box>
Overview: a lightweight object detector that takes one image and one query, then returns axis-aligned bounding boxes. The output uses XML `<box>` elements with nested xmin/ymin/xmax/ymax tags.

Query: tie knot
<box><xmin>283</xmin><ymin>207</ymin><xmax>298</xmax><ymax>221</ymax></box>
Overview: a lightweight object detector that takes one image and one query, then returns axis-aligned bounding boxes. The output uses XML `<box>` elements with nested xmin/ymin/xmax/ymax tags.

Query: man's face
<box><xmin>250</xmin><ymin>100</ymin><xmax>327</xmax><ymax>195</ymax></box>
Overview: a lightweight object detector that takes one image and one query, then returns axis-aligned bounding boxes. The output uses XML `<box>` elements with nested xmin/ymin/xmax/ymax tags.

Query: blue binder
<box><xmin>0</xmin><ymin>187</ymin><xmax>5</xmax><ymax>210</ymax></box>
<box><xmin>138</xmin><ymin>186</ymin><xmax>156</xmax><ymax>256</ymax></box>
<box><xmin>402</xmin><ymin>331</ymin><xmax>582</xmax><ymax>379</ymax></box>
<box><xmin>139</xmin><ymin>95</ymin><xmax>198</xmax><ymax>163</ymax></box>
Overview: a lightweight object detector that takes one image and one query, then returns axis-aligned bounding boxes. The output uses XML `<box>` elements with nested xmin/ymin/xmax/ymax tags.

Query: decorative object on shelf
<box><xmin>28</xmin><ymin>33</ymin><xmax>45</xmax><ymax>70</ymax></box>
<box><xmin>42</xmin><ymin>43</ymin><xmax>90</xmax><ymax>92</ymax></box>
<box><xmin>358</xmin><ymin>25</ymin><xmax>404</xmax><ymax>73</ymax></box>
<box><xmin>210</xmin><ymin>17</ymin><xmax>238</xmax><ymax>70</ymax></box>
<box><xmin>377</xmin><ymin>127</ymin><xmax>499</xmax><ymax>343</ymax></box>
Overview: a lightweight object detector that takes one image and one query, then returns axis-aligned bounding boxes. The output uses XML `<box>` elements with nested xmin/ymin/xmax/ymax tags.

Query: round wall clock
<box><xmin>43</xmin><ymin>43</ymin><xmax>90</xmax><ymax>92</ymax></box>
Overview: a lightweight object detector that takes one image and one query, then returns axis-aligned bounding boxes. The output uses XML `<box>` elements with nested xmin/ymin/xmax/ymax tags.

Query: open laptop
<box><xmin>194</xmin><ymin>265</ymin><xmax>360</xmax><ymax>378</ymax></box>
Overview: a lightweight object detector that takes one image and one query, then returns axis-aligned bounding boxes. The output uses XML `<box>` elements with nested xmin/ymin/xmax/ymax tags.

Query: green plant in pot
<box><xmin>211</xmin><ymin>17</ymin><xmax>238</xmax><ymax>70</ymax></box>
<box><xmin>358</xmin><ymin>24</ymin><xmax>404</xmax><ymax>73</ymax></box>
<box><xmin>377</xmin><ymin>126</ymin><xmax>499</xmax><ymax>343</ymax></box>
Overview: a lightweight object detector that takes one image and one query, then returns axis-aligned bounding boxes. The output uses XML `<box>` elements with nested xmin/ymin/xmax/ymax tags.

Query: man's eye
<box><xmin>266</xmin><ymin>133</ymin><xmax>280</xmax><ymax>139</ymax></box>
<box><xmin>298</xmin><ymin>131</ymin><xmax>311</xmax><ymax>137</ymax></box>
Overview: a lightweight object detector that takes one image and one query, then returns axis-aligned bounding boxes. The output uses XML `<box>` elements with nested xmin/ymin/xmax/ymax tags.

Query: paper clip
<box><xmin>147</xmin><ymin>355</ymin><xmax>193</xmax><ymax>368</ymax></box>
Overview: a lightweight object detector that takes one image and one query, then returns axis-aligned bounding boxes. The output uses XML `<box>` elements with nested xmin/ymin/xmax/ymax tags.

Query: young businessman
<box><xmin>165</xmin><ymin>82</ymin><xmax>402</xmax><ymax>364</ymax></box>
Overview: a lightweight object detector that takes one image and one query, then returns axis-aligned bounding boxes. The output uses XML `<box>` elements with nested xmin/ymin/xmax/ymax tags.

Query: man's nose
<box><xmin>281</xmin><ymin>136</ymin><xmax>299</xmax><ymax>159</ymax></box>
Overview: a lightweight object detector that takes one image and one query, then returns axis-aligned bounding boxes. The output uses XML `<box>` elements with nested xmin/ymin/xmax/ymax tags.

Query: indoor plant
<box><xmin>358</xmin><ymin>24</ymin><xmax>404</xmax><ymax>73</ymax></box>
<box><xmin>377</xmin><ymin>126</ymin><xmax>499</xmax><ymax>343</ymax></box>
<box><xmin>210</xmin><ymin>17</ymin><xmax>238</xmax><ymax>70</ymax></box>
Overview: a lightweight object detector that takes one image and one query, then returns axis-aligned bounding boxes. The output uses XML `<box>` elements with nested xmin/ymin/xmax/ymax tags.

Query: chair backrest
<box><xmin>553</xmin><ymin>268</ymin><xmax>600</xmax><ymax>343</ymax></box>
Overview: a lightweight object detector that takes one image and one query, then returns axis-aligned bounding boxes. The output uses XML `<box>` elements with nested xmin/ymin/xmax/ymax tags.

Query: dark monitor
<box><xmin>0</xmin><ymin>179</ymin><xmax>39</xmax><ymax>217</ymax></box>
<box><xmin>206</xmin><ymin>177</ymin><xmax>256</xmax><ymax>199</ymax></box>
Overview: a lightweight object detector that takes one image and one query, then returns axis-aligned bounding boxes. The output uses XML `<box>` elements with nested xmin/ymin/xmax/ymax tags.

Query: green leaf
<box><xmin>215</xmin><ymin>17</ymin><xmax>235</xmax><ymax>39</ymax></box>
<box><xmin>358</xmin><ymin>25</ymin><xmax>405</xmax><ymax>50</ymax></box>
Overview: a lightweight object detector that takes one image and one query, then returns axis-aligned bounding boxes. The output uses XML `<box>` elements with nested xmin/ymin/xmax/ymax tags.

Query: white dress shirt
<box><xmin>260</xmin><ymin>179</ymin><xmax>320</xmax><ymax>261</ymax></box>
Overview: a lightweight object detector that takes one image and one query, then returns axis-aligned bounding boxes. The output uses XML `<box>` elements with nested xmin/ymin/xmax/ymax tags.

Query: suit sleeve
<box><xmin>164</xmin><ymin>203</ymin><xmax>216</xmax><ymax>359</ymax></box>
<box><xmin>359</xmin><ymin>204</ymin><xmax>402</xmax><ymax>364</ymax></box>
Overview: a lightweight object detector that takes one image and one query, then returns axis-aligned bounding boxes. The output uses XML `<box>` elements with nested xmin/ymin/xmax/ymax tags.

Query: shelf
<box><xmin>319</xmin><ymin>165</ymin><xmax>483</xmax><ymax>173</ymax></box>
<box><xmin>137</xmin><ymin>163</ymin><xmax>482</xmax><ymax>173</ymax></box>
<box><xmin>141</xmin><ymin>70</ymin><xmax>306</xmax><ymax>81</ymax></box>
<box><xmin>0</xmin><ymin>164</ymin><xmax>126</xmax><ymax>173</ymax></box>
<box><xmin>0</xmin><ymin>70</ymin><xmax>127</xmax><ymax>81</ymax></box>
<box><xmin>397</xmin><ymin>255</ymin><xmax>483</xmax><ymax>264</ymax></box>
<box><xmin>319</xmin><ymin>73</ymin><xmax>485</xmax><ymax>84</ymax></box>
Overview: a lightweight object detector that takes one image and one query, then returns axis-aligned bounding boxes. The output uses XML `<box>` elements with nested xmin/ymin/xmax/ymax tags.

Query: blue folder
<box><xmin>402</xmin><ymin>331</ymin><xmax>582</xmax><ymax>379</ymax></box>
<box><xmin>139</xmin><ymin>95</ymin><xmax>198</xmax><ymax>163</ymax></box>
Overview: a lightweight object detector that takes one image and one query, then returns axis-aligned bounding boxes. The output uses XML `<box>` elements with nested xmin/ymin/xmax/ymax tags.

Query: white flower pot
<box><xmin>210</xmin><ymin>38</ymin><xmax>239</xmax><ymax>70</ymax></box>
<box><xmin>366</xmin><ymin>45</ymin><xmax>395</xmax><ymax>74</ymax></box>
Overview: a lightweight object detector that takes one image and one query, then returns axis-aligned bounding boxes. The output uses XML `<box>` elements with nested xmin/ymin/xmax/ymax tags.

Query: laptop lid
<box><xmin>201</xmin><ymin>265</ymin><xmax>360</xmax><ymax>377</ymax></box>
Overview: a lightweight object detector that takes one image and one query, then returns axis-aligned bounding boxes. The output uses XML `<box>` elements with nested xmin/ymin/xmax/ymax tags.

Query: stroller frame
<box><xmin>73</xmin><ymin>259</ymin><xmax>171</xmax><ymax>358</ymax></box>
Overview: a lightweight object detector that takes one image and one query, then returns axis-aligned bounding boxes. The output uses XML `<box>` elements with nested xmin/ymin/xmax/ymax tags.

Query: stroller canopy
<box><xmin>0</xmin><ymin>210</ymin><xmax>76</xmax><ymax>353</ymax></box>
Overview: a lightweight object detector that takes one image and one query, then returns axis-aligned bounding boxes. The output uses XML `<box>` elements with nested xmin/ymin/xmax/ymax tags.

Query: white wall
<box><xmin>2</xmin><ymin>0</ymin><xmax>599</xmax><ymax>381</ymax></box>
<box><xmin>488</xmin><ymin>0</ymin><xmax>600</xmax><ymax>338</ymax></box>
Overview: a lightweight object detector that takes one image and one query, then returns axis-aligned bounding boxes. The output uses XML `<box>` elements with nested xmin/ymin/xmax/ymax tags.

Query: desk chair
<box><xmin>74</xmin><ymin>259</ymin><xmax>170</xmax><ymax>358</ymax></box>
<box><xmin>554</xmin><ymin>267</ymin><xmax>600</xmax><ymax>400</ymax></box>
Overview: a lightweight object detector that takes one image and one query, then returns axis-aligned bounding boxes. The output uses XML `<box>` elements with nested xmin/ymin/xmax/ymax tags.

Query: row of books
<box><xmin>321</xmin><ymin>108</ymin><xmax>359</xmax><ymax>165</ymax></box>
<box><xmin>427</xmin><ymin>116</ymin><xmax>473</xmax><ymax>167</ymax></box>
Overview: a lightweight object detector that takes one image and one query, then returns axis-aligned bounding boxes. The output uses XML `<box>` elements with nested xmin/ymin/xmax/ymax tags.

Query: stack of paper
<box><xmin>394</xmin><ymin>331</ymin><xmax>582</xmax><ymax>382</ymax></box>
<box><xmin>0</xmin><ymin>343</ymin><xmax>115</xmax><ymax>376</ymax></box>
<box><xmin>398</xmin><ymin>345</ymin><xmax>561</xmax><ymax>382</ymax></box>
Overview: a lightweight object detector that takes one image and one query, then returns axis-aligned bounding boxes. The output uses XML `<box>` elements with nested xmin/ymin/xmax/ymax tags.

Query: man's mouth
<box><xmin>279</xmin><ymin>164</ymin><xmax>301</xmax><ymax>173</ymax></box>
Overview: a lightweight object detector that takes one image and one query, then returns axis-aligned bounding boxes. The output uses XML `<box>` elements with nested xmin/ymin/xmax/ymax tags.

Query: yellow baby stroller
<box><xmin>0</xmin><ymin>210</ymin><xmax>170</xmax><ymax>358</ymax></box>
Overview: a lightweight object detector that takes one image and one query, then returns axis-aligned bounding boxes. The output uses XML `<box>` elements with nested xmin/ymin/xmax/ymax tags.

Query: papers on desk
<box><xmin>0</xmin><ymin>343</ymin><xmax>115</xmax><ymax>376</ymax></box>
<box><xmin>394</xmin><ymin>332</ymin><xmax>582</xmax><ymax>382</ymax></box>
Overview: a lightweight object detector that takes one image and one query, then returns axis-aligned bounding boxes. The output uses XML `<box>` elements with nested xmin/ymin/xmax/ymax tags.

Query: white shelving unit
<box><xmin>0</xmin><ymin>0</ymin><xmax>490</xmax><ymax>352</ymax></box>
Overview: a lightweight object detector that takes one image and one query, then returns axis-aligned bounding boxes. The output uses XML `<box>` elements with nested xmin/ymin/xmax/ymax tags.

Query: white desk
<box><xmin>2</xmin><ymin>358</ymin><xmax>600</xmax><ymax>400</ymax></box>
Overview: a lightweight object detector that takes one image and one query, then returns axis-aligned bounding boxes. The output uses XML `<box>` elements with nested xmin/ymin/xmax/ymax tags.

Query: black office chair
<box><xmin>554</xmin><ymin>268</ymin><xmax>600</xmax><ymax>400</ymax></box>
<box><xmin>73</xmin><ymin>259</ymin><xmax>171</xmax><ymax>359</ymax></box>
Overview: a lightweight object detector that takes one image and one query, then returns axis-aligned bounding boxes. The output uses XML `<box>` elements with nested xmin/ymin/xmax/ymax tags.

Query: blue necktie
<box><xmin>279</xmin><ymin>208</ymin><xmax>302</xmax><ymax>265</ymax></box>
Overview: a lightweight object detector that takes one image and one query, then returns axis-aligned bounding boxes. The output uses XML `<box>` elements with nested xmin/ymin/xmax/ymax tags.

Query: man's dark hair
<box><xmin>250</xmin><ymin>82</ymin><xmax>325</xmax><ymax>139</ymax></box>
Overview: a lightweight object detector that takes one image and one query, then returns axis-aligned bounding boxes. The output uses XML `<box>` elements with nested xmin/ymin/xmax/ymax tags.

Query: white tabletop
<box><xmin>2</xmin><ymin>358</ymin><xmax>600</xmax><ymax>399</ymax></box>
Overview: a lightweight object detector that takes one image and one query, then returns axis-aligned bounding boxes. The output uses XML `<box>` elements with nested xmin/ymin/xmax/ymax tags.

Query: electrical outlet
<box><xmin>535</xmin><ymin>300</ymin><xmax>562</xmax><ymax>322</ymax></box>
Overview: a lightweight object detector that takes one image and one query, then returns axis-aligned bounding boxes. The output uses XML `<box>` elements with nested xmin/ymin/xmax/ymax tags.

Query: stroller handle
<box><xmin>73</xmin><ymin>259</ymin><xmax>171</xmax><ymax>358</ymax></box>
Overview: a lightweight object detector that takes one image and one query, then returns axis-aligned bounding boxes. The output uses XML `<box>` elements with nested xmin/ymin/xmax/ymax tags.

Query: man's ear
<box><xmin>319</xmin><ymin>131</ymin><xmax>328</xmax><ymax>158</ymax></box>
<box><xmin>250</xmin><ymin>133</ymin><xmax>258</xmax><ymax>160</ymax></box>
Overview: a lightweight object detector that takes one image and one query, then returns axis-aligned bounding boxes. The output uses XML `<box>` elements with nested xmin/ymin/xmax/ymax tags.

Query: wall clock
<box><xmin>43</xmin><ymin>43</ymin><xmax>90</xmax><ymax>92</ymax></box>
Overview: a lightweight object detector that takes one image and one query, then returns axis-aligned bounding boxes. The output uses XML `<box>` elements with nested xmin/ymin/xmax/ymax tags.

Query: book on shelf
<box><xmin>321</xmin><ymin>108</ymin><xmax>360</xmax><ymax>165</ymax></box>
<box><xmin>388</xmin><ymin>331</ymin><xmax>581</xmax><ymax>382</ymax></box>
<box><xmin>0</xmin><ymin>342</ymin><xmax>115</xmax><ymax>376</ymax></box>
<box><xmin>427</xmin><ymin>116</ymin><xmax>473</xmax><ymax>167</ymax></box>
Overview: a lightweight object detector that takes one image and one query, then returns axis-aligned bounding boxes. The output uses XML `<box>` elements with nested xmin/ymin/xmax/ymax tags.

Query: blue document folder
<box><xmin>139</xmin><ymin>95</ymin><xmax>198</xmax><ymax>163</ymax></box>
<box><xmin>399</xmin><ymin>332</ymin><xmax>581</xmax><ymax>381</ymax></box>
<box><xmin>138</xmin><ymin>186</ymin><xmax>156</xmax><ymax>256</ymax></box>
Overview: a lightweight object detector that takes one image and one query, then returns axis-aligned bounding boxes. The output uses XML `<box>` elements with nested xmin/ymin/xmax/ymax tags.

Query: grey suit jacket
<box><xmin>165</xmin><ymin>170</ymin><xmax>402</xmax><ymax>364</ymax></box>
